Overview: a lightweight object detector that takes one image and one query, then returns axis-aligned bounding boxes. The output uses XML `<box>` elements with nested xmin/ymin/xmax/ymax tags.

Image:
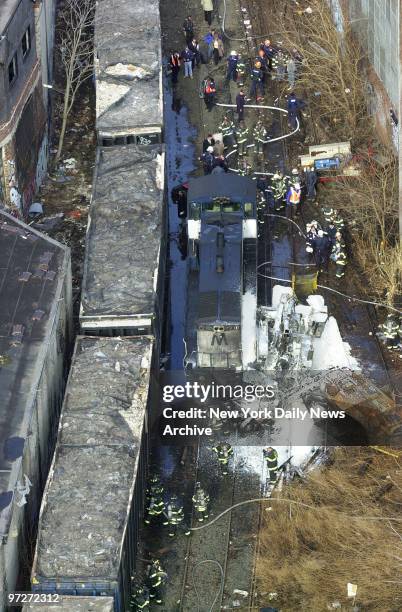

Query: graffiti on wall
<box><xmin>35</xmin><ymin>132</ymin><xmax>48</xmax><ymax>190</ymax></box>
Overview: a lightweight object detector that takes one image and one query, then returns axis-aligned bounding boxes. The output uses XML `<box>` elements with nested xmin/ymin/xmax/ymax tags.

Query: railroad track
<box><xmin>179</xmin><ymin>435</ymin><xmax>267</xmax><ymax>611</ymax></box>
<box><xmin>178</xmin><ymin>435</ymin><xmax>238</xmax><ymax>611</ymax></box>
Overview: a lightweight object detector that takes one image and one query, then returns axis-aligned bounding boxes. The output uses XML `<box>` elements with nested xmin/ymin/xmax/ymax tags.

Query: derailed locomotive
<box><xmin>185</xmin><ymin>175</ymin><xmax>257</xmax><ymax>369</ymax></box>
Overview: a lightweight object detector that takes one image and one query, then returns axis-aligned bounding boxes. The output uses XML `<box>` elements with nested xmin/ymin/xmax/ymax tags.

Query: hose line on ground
<box><xmin>256</xmin><ymin>272</ymin><xmax>402</xmax><ymax>314</ymax></box>
<box><xmin>191</xmin><ymin>559</ymin><xmax>224</xmax><ymax>612</ymax></box>
<box><xmin>190</xmin><ymin>497</ymin><xmax>402</xmax><ymax>531</ymax></box>
<box><xmin>216</xmin><ymin>103</ymin><xmax>301</xmax><ymax>141</ymax></box>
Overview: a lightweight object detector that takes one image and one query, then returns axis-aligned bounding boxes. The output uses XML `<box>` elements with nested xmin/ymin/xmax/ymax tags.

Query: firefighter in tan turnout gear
<box><xmin>263</xmin><ymin>447</ymin><xmax>279</xmax><ymax>482</ymax></box>
<box><xmin>213</xmin><ymin>442</ymin><xmax>234</xmax><ymax>475</ymax></box>
<box><xmin>163</xmin><ymin>494</ymin><xmax>190</xmax><ymax>537</ymax></box>
<box><xmin>192</xmin><ymin>482</ymin><xmax>210</xmax><ymax>522</ymax></box>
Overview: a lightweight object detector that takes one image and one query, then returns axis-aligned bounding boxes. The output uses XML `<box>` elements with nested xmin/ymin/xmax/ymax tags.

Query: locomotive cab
<box><xmin>185</xmin><ymin>175</ymin><xmax>257</xmax><ymax>370</ymax></box>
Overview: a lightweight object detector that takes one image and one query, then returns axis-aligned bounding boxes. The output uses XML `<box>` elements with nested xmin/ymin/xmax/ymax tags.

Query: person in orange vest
<box><xmin>286</xmin><ymin>182</ymin><xmax>301</xmax><ymax>219</ymax></box>
<box><xmin>169</xmin><ymin>52</ymin><xmax>181</xmax><ymax>85</ymax></box>
<box><xmin>203</xmin><ymin>76</ymin><xmax>216</xmax><ymax>111</ymax></box>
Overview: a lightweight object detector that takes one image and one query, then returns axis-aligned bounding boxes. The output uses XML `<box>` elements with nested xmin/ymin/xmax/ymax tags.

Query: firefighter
<box><xmin>257</xmin><ymin>174</ymin><xmax>272</xmax><ymax>210</ymax></box>
<box><xmin>331</xmin><ymin>231</ymin><xmax>347</xmax><ymax>278</ymax></box>
<box><xmin>192</xmin><ymin>482</ymin><xmax>209</xmax><ymax>522</ymax></box>
<box><xmin>145</xmin><ymin>475</ymin><xmax>165</xmax><ymax>525</ymax></box>
<box><xmin>131</xmin><ymin>585</ymin><xmax>150</xmax><ymax>610</ymax></box>
<box><xmin>164</xmin><ymin>494</ymin><xmax>190</xmax><ymax>537</ymax></box>
<box><xmin>147</xmin><ymin>474</ymin><xmax>163</xmax><ymax>496</ymax></box>
<box><xmin>379</xmin><ymin>314</ymin><xmax>399</xmax><ymax>349</ymax></box>
<box><xmin>219</xmin><ymin>115</ymin><xmax>237</xmax><ymax>150</ymax></box>
<box><xmin>236</xmin><ymin>54</ymin><xmax>247</xmax><ymax>87</ymax></box>
<box><xmin>286</xmin><ymin>182</ymin><xmax>301</xmax><ymax>218</ymax></box>
<box><xmin>271</xmin><ymin>172</ymin><xmax>287</xmax><ymax>211</ymax></box>
<box><xmin>333</xmin><ymin>212</ymin><xmax>345</xmax><ymax>232</ymax></box>
<box><xmin>213</xmin><ymin>442</ymin><xmax>234</xmax><ymax>475</ymax></box>
<box><xmin>147</xmin><ymin>560</ymin><xmax>167</xmax><ymax>605</ymax></box>
<box><xmin>253</xmin><ymin>120</ymin><xmax>268</xmax><ymax>155</ymax></box>
<box><xmin>263</xmin><ymin>447</ymin><xmax>279</xmax><ymax>482</ymax></box>
<box><xmin>249</xmin><ymin>61</ymin><xmax>264</xmax><ymax>101</ymax></box>
<box><xmin>235</xmin><ymin>121</ymin><xmax>249</xmax><ymax>156</ymax></box>
<box><xmin>322</xmin><ymin>206</ymin><xmax>335</xmax><ymax>224</ymax></box>
<box><xmin>203</xmin><ymin>76</ymin><xmax>216</xmax><ymax>111</ymax></box>
<box><xmin>237</xmin><ymin>158</ymin><xmax>252</xmax><ymax>176</ymax></box>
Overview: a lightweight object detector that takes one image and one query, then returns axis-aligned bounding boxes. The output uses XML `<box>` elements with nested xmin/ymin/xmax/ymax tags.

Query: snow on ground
<box><xmin>242</xmin><ymin>290</ymin><xmax>257</xmax><ymax>368</ymax></box>
<box><xmin>312</xmin><ymin>315</ymin><xmax>359</xmax><ymax>370</ymax></box>
<box><xmin>234</xmin><ymin>443</ymin><xmax>317</xmax><ymax>484</ymax></box>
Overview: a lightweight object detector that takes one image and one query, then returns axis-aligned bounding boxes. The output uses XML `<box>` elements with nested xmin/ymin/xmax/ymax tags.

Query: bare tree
<box><xmin>329</xmin><ymin>148</ymin><xmax>401</xmax><ymax>306</ymax></box>
<box><xmin>272</xmin><ymin>0</ymin><xmax>400</xmax><ymax>307</ymax></box>
<box><xmin>276</xmin><ymin>0</ymin><xmax>373</xmax><ymax>147</ymax></box>
<box><xmin>55</xmin><ymin>0</ymin><xmax>95</xmax><ymax>164</ymax></box>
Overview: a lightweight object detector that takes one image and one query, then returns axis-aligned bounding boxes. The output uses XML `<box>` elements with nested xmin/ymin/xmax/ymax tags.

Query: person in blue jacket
<box><xmin>226</xmin><ymin>51</ymin><xmax>239</xmax><ymax>82</ymax></box>
<box><xmin>287</xmin><ymin>92</ymin><xmax>305</xmax><ymax>129</ymax></box>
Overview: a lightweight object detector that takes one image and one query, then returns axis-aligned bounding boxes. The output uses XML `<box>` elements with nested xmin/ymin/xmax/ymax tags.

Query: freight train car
<box><xmin>185</xmin><ymin>175</ymin><xmax>258</xmax><ymax>369</ymax></box>
<box><xmin>94</xmin><ymin>0</ymin><xmax>163</xmax><ymax>146</ymax></box>
<box><xmin>79</xmin><ymin>145</ymin><xmax>166</xmax><ymax>344</ymax></box>
<box><xmin>31</xmin><ymin>337</ymin><xmax>153</xmax><ymax>611</ymax></box>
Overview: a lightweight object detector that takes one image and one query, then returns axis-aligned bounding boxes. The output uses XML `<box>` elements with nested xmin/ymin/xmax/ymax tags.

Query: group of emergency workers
<box><xmin>199</xmin><ymin>113</ymin><xmax>272</xmax><ymax>176</ymax></box>
<box><xmin>305</xmin><ymin>205</ymin><xmax>347</xmax><ymax>277</ymax></box>
<box><xmin>140</xmin><ymin>2</ymin><xmax>401</xmax><ymax>608</ymax></box>
<box><xmin>135</xmin><ymin>442</ymin><xmax>282</xmax><ymax>609</ymax></box>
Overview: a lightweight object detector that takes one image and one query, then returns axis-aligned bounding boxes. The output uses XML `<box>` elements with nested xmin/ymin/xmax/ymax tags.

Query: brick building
<box><xmin>0</xmin><ymin>0</ymin><xmax>56</xmax><ymax>218</ymax></box>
